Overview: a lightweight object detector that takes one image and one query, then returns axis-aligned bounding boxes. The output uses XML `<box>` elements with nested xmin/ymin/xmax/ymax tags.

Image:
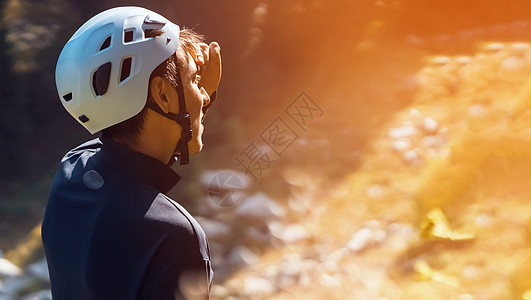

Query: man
<box><xmin>41</xmin><ymin>6</ymin><xmax>221</xmax><ymax>299</ymax></box>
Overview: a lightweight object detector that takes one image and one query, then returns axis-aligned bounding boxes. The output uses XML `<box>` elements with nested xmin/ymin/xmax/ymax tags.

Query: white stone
<box><xmin>235</xmin><ymin>193</ymin><xmax>284</xmax><ymax>222</ymax></box>
<box><xmin>227</xmin><ymin>246</ymin><xmax>259</xmax><ymax>266</ymax></box>
<box><xmin>26</xmin><ymin>259</ymin><xmax>49</xmax><ymax>282</ymax></box>
<box><xmin>502</xmin><ymin>57</ymin><xmax>521</xmax><ymax>70</ymax></box>
<box><xmin>0</xmin><ymin>275</ymin><xmax>31</xmax><ymax>296</ymax></box>
<box><xmin>409</xmin><ymin>108</ymin><xmax>421</xmax><ymax>117</ymax></box>
<box><xmin>439</xmin><ymin>148</ymin><xmax>451</xmax><ymax>158</ymax></box>
<box><xmin>405</xmin><ymin>35</ymin><xmax>424</xmax><ymax>45</ymax></box>
<box><xmin>485</xmin><ymin>43</ymin><xmax>504</xmax><ymax>52</ymax></box>
<box><xmin>426</xmin><ymin>148</ymin><xmax>438</xmax><ymax>158</ymax></box>
<box><xmin>298</xmin><ymin>270</ymin><xmax>312</xmax><ymax>286</ymax></box>
<box><xmin>272</xmin><ymin>224</ymin><xmax>309</xmax><ymax>244</ymax></box>
<box><xmin>462</xmin><ymin>266</ymin><xmax>480</xmax><ymax>279</ymax></box>
<box><xmin>346</xmin><ymin>228</ymin><xmax>374</xmax><ymax>252</ymax></box>
<box><xmin>474</xmin><ymin>214</ymin><xmax>491</xmax><ymax>228</ymax></box>
<box><xmin>422</xmin><ymin>117</ymin><xmax>438</xmax><ymax>134</ymax></box>
<box><xmin>245</xmin><ymin>226</ymin><xmax>271</xmax><ymax>246</ymax></box>
<box><xmin>384</xmin><ymin>223</ymin><xmax>416</xmax><ymax>251</ymax></box>
<box><xmin>392</xmin><ymin>138</ymin><xmax>411</xmax><ymax>152</ymax></box>
<box><xmin>367</xmin><ymin>185</ymin><xmax>385</xmax><ymax>199</ymax></box>
<box><xmin>21</xmin><ymin>289</ymin><xmax>53</xmax><ymax>300</ymax></box>
<box><xmin>458</xmin><ymin>294</ymin><xmax>474</xmax><ymax>300</ymax></box>
<box><xmin>432</xmin><ymin>56</ymin><xmax>450</xmax><ymax>66</ymax></box>
<box><xmin>404</xmin><ymin>150</ymin><xmax>418</xmax><ymax>162</ymax></box>
<box><xmin>0</xmin><ymin>258</ymin><xmax>22</xmax><ymax>277</ymax></box>
<box><xmin>319</xmin><ymin>273</ymin><xmax>341</xmax><ymax>288</ymax></box>
<box><xmin>243</xmin><ymin>276</ymin><xmax>275</xmax><ymax>294</ymax></box>
<box><xmin>364</xmin><ymin>220</ymin><xmax>381</xmax><ymax>230</ymax></box>
<box><xmin>468</xmin><ymin>104</ymin><xmax>484</xmax><ymax>117</ymax></box>
<box><xmin>422</xmin><ymin>136</ymin><xmax>440</xmax><ymax>148</ymax></box>
<box><xmin>196</xmin><ymin>218</ymin><xmax>232</xmax><ymax>242</ymax></box>
<box><xmin>373</xmin><ymin>229</ymin><xmax>387</xmax><ymax>243</ymax></box>
<box><xmin>389</xmin><ymin>126</ymin><xmax>418</xmax><ymax>139</ymax></box>
<box><xmin>512</xmin><ymin>42</ymin><xmax>530</xmax><ymax>50</ymax></box>
<box><xmin>201</xmin><ymin>169</ymin><xmax>250</xmax><ymax>189</ymax></box>
<box><xmin>280</xmin><ymin>254</ymin><xmax>303</xmax><ymax>277</ymax></box>
<box><xmin>456</xmin><ymin>56</ymin><xmax>471</xmax><ymax>65</ymax></box>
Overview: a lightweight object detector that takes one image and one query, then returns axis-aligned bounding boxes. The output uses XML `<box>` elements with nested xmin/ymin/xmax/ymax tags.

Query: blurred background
<box><xmin>2</xmin><ymin>0</ymin><xmax>531</xmax><ymax>299</ymax></box>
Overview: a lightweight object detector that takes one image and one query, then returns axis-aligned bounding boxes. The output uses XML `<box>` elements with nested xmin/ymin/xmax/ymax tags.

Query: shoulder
<box><xmin>61</xmin><ymin>138</ymin><xmax>101</xmax><ymax>163</ymax></box>
<box><xmin>143</xmin><ymin>193</ymin><xmax>199</xmax><ymax>239</ymax></box>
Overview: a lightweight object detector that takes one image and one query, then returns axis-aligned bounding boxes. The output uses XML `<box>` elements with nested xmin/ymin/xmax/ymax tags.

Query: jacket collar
<box><xmin>98</xmin><ymin>138</ymin><xmax>181</xmax><ymax>193</ymax></box>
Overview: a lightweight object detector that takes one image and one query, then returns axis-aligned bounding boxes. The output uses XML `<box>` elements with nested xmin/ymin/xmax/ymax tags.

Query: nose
<box><xmin>201</xmin><ymin>88</ymin><xmax>215</xmax><ymax>123</ymax></box>
<box><xmin>200</xmin><ymin>87</ymin><xmax>210</xmax><ymax>108</ymax></box>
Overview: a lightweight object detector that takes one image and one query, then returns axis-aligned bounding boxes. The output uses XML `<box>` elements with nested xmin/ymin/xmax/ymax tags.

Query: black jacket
<box><xmin>42</xmin><ymin>138</ymin><xmax>212</xmax><ymax>299</ymax></box>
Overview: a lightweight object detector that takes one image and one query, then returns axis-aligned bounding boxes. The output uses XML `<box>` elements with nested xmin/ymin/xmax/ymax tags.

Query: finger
<box><xmin>199</xmin><ymin>43</ymin><xmax>209</xmax><ymax>64</ymax></box>
<box><xmin>208</xmin><ymin>42</ymin><xmax>220</xmax><ymax>60</ymax></box>
<box><xmin>208</xmin><ymin>42</ymin><xmax>221</xmax><ymax>69</ymax></box>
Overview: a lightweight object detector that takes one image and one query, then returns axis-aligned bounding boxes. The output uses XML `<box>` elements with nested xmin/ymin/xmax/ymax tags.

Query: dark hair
<box><xmin>101</xmin><ymin>28</ymin><xmax>204</xmax><ymax>145</ymax></box>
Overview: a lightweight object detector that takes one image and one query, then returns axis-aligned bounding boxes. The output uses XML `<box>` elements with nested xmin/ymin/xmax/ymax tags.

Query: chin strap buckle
<box><xmin>177</xmin><ymin>112</ymin><xmax>192</xmax><ymax>142</ymax></box>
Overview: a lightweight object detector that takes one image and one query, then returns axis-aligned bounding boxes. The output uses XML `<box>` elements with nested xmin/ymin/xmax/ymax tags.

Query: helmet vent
<box><xmin>63</xmin><ymin>92</ymin><xmax>73</xmax><ymax>102</ymax></box>
<box><xmin>79</xmin><ymin>115</ymin><xmax>89</xmax><ymax>123</ymax></box>
<box><xmin>120</xmin><ymin>57</ymin><xmax>132</xmax><ymax>82</ymax></box>
<box><xmin>124</xmin><ymin>30</ymin><xmax>134</xmax><ymax>43</ymax></box>
<box><xmin>92</xmin><ymin>62</ymin><xmax>112</xmax><ymax>96</ymax></box>
<box><xmin>99</xmin><ymin>36</ymin><xmax>111</xmax><ymax>51</ymax></box>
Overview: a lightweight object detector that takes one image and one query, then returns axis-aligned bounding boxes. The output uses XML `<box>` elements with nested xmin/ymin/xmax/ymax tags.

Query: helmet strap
<box><xmin>146</xmin><ymin>60</ymin><xmax>191</xmax><ymax>166</ymax></box>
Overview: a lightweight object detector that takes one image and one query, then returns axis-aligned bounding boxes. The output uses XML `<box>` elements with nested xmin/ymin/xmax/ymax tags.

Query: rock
<box><xmin>346</xmin><ymin>227</ymin><xmax>386</xmax><ymax>253</ymax></box>
<box><xmin>456</xmin><ymin>56</ymin><xmax>471</xmax><ymax>65</ymax></box>
<box><xmin>279</xmin><ymin>254</ymin><xmax>303</xmax><ymax>278</ymax></box>
<box><xmin>512</xmin><ymin>42</ymin><xmax>530</xmax><ymax>51</ymax></box>
<box><xmin>319</xmin><ymin>273</ymin><xmax>341</xmax><ymax>288</ymax></box>
<box><xmin>409</xmin><ymin>108</ymin><xmax>421</xmax><ymax>117</ymax></box>
<box><xmin>227</xmin><ymin>246</ymin><xmax>259</xmax><ymax>266</ymax></box>
<box><xmin>462</xmin><ymin>265</ymin><xmax>480</xmax><ymax>279</ymax></box>
<box><xmin>322</xmin><ymin>248</ymin><xmax>347</xmax><ymax>273</ymax></box>
<box><xmin>201</xmin><ymin>169</ymin><xmax>250</xmax><ymax>189</ymax></box>
<box><xmin>422</xmin><ymin>136</ymin><xmax>441</xmax><ymax>148</ymax></box>
<box><xmin>367</xmin><ymin>185</ymin><xmax>385</xmax><ymax>199</ymax></box>
<box><xmin>202</xmin><ymin>169</ymin><xmax>249</xmax><ymax>208</ymax></box>
<box><xmin>459</xmin><ymin>294</ymin><xmax>474</xmax><ymax>300</ymax></box>
<box><xmin>385</xmin><ymin>223</ymin><xmax>417</xmax><ymax>251</ymax></box>
<box><xmin>235</xmin><ymin>193</ymin><xmax>284</xmax><ymax>223</ymax></box>
<box><xmin>346</xmin><ymin>228</ymin><xmax>374</xmax><ymax>252</ymax></box>
<box><xmin>196</xmin><ymin>218</ymin><xmax>232</xmax><ymax>242</ymax></box>
<box><xmin>431</xmin><ymin>56</ymin><xmax>450</xmax><ymax>66</ymax></box>
<box><xmin>270</xmin><ymin>223</ymin><xmax>309</xmax><ymax>245</ymax></box>
<box><xmin>298</xmin><ymin>270</ymin><xmax>312</xmax><ymax>286</ymax></box>
<box><xmin>485</xmin><ymin>42</ymin><xmax>504</xmax><ymax>52</ymax></box>
<box><xmin>422</xmin><ymin>117</ymin><xmax>438</xmax><ymax>134</ymax></box>
<box><xmin>243</xmin><ymin>276</ymin><xmax>275</xmax><ymax>295</ymax></box>
<box><xmin>21</xmin><ymin>289</ymin><xmax>53</xmax><ymax>300</ymax></box>
<box><xmin>403</xmin><ymin>150</ymin><xmax>419</xmax><ymax>162</ymax></box>
<box><xmin>389</xmin><ymin>126</ymin><xmax>418</xmax><ymax>139</ymax></box>
<box><xmin>474</xmin><ymin>214</ymin><xmax>491</xmax><ymax>228</ymax></box>
<box><xmin>0</xmin><ymin>258</ymin><xmax>22</xmax><ymax>277</ymax></box>
<box><xmin>391</xmin><ymin>138</ymin><xmax>411</xmax><ymax>152</ymax></box>
<box><xmin>468</xmin><ymin>104</ymin><xmax>484</xmax><ymax>117</ymax></box>
<box><xmin>245</xmin><ymin>226</ymin><xmax>271</xmax><ymax>246</ymax></box>
<box><xmin>364</xmin><ymin>219</ymin><xmax>381</xmax><ymax>230</ymax></box>
<box><xmin>0</xmin><ymin>275</ymin><xmax>33</xmax><ymax>297</ymax></box>
<box><xmin>26</xmin><ymin>259</ymin><xmax>49</xmax><ymax>282</ymax></box>
<box><xmin>502</xmin><ymin>57</ymin><xmax>521</xmax><ymax>70</ymax></box>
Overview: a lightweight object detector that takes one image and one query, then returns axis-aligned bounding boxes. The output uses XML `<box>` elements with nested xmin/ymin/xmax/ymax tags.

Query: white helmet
<box><xmin>55</xmin><ymin>6</ymin><xmax>181</xmax><ymax>134</ymax></box>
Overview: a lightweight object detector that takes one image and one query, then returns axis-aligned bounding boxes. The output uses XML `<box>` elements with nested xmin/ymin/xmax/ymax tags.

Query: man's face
<box><xmin>176</xmin><ymin>48</ymin><xmax>210</xmax><ymax>155</ymax></box>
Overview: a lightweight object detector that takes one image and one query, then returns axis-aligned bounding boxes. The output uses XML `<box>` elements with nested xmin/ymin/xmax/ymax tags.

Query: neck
<box><xmin>117</xmin><ymin>110</ymin><xmax>182</xmax><ymax>164</ymax></box>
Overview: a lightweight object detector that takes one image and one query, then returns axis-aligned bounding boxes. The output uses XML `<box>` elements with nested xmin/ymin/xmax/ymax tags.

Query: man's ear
<box><xmin>149</xmin><ymin>76</ymin><xmax>173</xmax><ymax>113</ymax></box>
